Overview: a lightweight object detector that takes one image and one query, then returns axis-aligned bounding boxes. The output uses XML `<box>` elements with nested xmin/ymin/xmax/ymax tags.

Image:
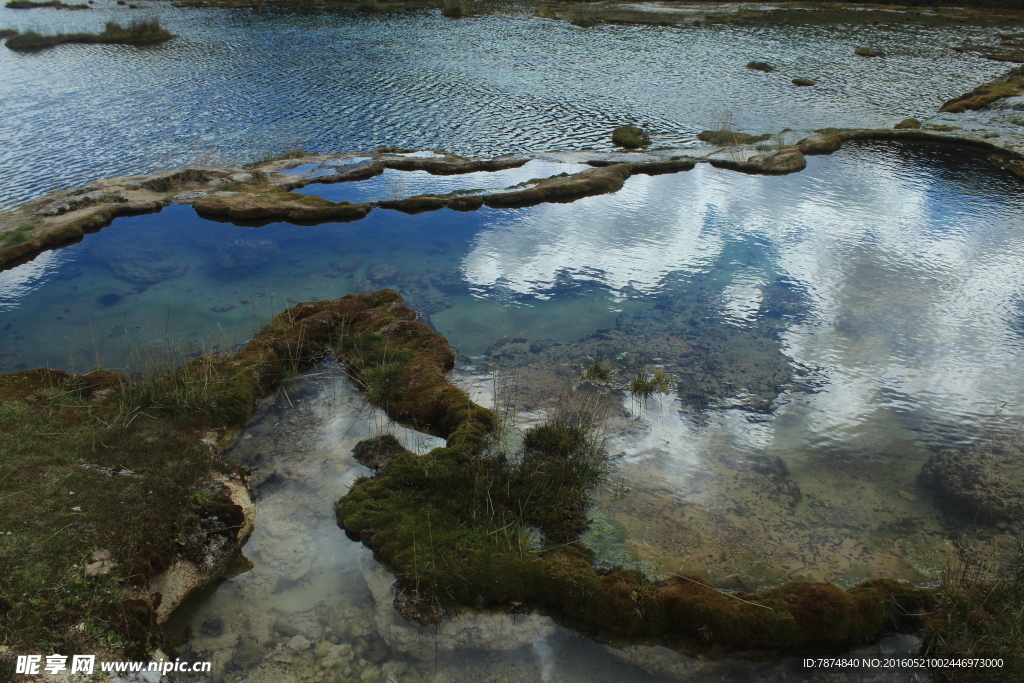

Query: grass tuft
<box><xmin>923</xmin><ymin>533</ymin><xmax>1024</xmax><ymax>680</ymax></box>
<box><xmin>629</xmin><ymin>366</ymin><xmax>676</xmax><ymax>409</ymax></box>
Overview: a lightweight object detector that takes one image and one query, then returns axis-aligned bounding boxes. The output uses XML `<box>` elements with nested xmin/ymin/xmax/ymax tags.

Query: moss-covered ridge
<box><xmin>940</xmin><ymin>65</ymin><xmax>1024</xmax><ymax>113</ymax></box>
<box><xmin>336</xmin><ymin>441</ymin><xmax>934</xmax><ymax>656</ymax></box>
<box><xmin>334</xmin><ymin>317</ymin><xmax>935</xmax><ymax>658</ymax></box>
<box><xmin>5</xmin><ymin>19</ymin><xmax>174</xmax><ymax>52</ymax></box>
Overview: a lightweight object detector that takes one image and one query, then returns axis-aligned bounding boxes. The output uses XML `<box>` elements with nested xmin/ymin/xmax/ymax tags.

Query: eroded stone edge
<box><xmin>4</xmin><ymin>130</ymin><xmax>1018</xmax><ymax>272</ymax></box>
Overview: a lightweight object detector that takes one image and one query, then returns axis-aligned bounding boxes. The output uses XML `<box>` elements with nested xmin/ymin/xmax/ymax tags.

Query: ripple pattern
<box><xmin>0</xmin><ymin>5</ymin><xmax>1014</xmax><ymax>209</ymax></box>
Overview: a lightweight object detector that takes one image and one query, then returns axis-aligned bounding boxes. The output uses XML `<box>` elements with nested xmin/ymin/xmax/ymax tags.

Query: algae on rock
<box><xmin>611</xmin><ymin>125</ymin><xmax>651</xmax><ymax>149</ymax></box>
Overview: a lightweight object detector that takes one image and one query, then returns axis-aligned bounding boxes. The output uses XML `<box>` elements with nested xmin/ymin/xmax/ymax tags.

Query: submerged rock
<box><xmin>212</xmin><ymin>237</ymin><xmax>280</xmax><ymax>273</ymax></box>
<box><xmin>917</xmin><ymin>439</ymin><xmax>1024</xmax><ymax>525</ymax></box>
<box><xmin>91</xmin><ymin>242</ymin><xmax>188</xmax><ymax>284</ymax></box>
<box><xmin>367</xmin><ymin>261</ymin><xmax>399</xmax><ymax>282</ymax></box>
<box><xmin>324</xmin><ymin>257</ymin><xmax>364</xmax><ymax>278</ymax></box>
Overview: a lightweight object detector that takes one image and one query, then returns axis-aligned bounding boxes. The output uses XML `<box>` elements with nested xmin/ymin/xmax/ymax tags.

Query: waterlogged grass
<box><xmin>628</xmin><ymin>366</ymin><xmax>675</xmax><ymax>403</ymax></box>
<box><xmin>5</xmin><ymin>19</ymin><xmax>173</xmax><ymax>52</ymax></box>
<box><xmin>441</xmin><ymin>0</ymin><xmax>466</xmax><ymax>18</ymax></box>
<box><xmin>337</xmin><ymin>392</ymin><xmax>613</xmax><ymax>619</ymax></box>
<box><xmin>0</xmin><ymin>368</ymin><xmax>239</xmax><ymax>663</ymax></box>
<box><xmin>924</xmin><ymin>535</ymin><xmax>1024</xmax><ymax>680</ymax></box>
<box><xmin>4</xmin><ymin>0</ymin><xmax>89</xmax><ymax>8</ymax></box>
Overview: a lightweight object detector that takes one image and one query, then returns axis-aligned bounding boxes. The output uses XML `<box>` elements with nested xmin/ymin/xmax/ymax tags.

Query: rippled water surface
<box><xmin>0</xmin><ymin>3</ymin><xmax>1018</xmax><ymax>209</ymax></box>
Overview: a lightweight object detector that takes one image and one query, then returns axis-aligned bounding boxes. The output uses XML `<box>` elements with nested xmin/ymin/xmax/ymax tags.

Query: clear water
<box><xmin>174</xmin><ymin>363</ymin><xmax>923</xmax><ymax>683</ymax></box>
<box><xmin>4</xmin><ymin>132</ymin><xmax>1024</xmax><ymax>677</ymax></box>
<box><xmin>0</xmin><ymin>3</ymin><xmax>1018</xmax><ymax>210</ymax></box>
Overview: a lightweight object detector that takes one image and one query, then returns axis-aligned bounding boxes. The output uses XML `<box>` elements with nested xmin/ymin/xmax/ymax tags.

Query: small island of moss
<box><xmin>5</xmin><ymin>19</ymin><xmax>173</xmax><ymax>51</ymax></box>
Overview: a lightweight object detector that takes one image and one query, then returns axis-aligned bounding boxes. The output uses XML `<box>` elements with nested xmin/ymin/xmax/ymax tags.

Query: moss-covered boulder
<box><xmin>894</xmin><ymin>118</ymin><xmax>922</xmax><ymax>129</ymax></box>
<box><xmin>611</xmin><ymin>125</ymin><xmax>651</xmax><ymax>149</ymax></box>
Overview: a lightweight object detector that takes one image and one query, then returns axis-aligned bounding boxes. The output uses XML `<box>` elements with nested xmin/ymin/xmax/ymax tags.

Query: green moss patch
<box><xmin>0</xmin><ymin>290</ymin><xmax>439</xmax><ymax>665</ymax></box>
<box><xmin>0</xmin><ymin>369</ymin><xmax>241</xmax><ymax>661</ymax></box>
